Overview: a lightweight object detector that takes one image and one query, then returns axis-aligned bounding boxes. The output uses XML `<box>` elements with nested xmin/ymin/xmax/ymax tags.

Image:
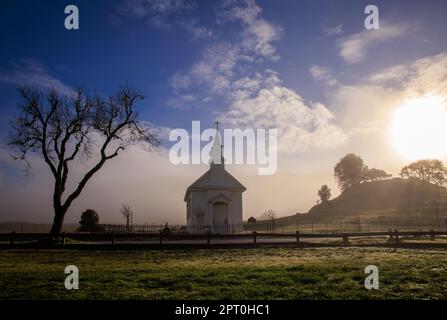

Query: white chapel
<box><xmin>184</xmin><ymin>123</ymin><xmax>246</xmax><ymax>234</ymax></box>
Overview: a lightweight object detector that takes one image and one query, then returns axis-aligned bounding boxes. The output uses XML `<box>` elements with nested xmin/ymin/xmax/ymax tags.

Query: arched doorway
<box><xmin>212</xmin><ymin>201</ymin><xmax>229</xmax><ymax>234</ymax></box>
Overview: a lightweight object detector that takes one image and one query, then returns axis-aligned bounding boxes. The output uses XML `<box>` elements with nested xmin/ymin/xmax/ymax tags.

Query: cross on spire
<box><xmin>214</xmin><ymin>120</ymin><xmax>221</xmax><ymax>131</ymax></box>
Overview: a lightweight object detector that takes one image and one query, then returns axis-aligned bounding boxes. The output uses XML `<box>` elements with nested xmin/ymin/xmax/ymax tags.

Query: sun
<box><xmin>389</xmin><ymin>95</ymin><xmax>447</xmax><ymax>161</ymax></box>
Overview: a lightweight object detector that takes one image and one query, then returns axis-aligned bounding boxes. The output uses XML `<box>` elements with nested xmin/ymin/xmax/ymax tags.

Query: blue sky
<box><xmin>1</xmin><ymin>0</ymin><xmax>447</xmax><ymax>223</ymax></box>
<box><xmin>1</xmin><ymin>0</ymin><xmax>446</xmax><ymax>131</ymax></box>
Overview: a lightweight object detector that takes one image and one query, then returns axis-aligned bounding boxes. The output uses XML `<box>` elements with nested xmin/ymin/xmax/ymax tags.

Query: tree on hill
<box><xmin>318</xmin><ymin>185</ymin><xmax>332</xmax><ymax>203</ymax></box>
<box><xmin>79</xmin><ymin>209</ymin><xmax>99</xmax><ymax>232</ymax></box>
<box><xmin>334</xmin><ymin>154</ymin><xmax>366</xmax><ymax>191</ymax></box>
<box><xmin>363</xmin><ymin>168</ymin><xmax>392</xmax><ymax>182</ymax></box>
<box><xmin>8</xmin><ymin>86</ymin><xmax>159</xmax><ymax>239</ymax></box>
<box><xmin>334</xmin><ymin>153</ymin><xmax>391</xmax><ymax>191</ymax></box>
<box><xmin>400</xmin><ymin>159</ymin><xmax>447</xmax><ymax>186</ymax></box>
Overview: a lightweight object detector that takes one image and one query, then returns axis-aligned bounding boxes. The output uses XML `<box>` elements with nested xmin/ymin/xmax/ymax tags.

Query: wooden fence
<box><xmin>1</xmin><ymin>229</ymin><xmax>446</xmax><ymax>247</ymax></box>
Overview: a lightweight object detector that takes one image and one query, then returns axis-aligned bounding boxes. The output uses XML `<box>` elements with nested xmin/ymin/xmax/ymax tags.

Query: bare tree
<box><xmin>120</xmin><ymin>204</ymin><xmax>133</xmax><ymax>233</ymax></box>
<box><xmin>8</xmin><ymin>86</ymin><xmax>159</xmax><ymax>238</ymax></box>
<box><xmin>266</xmin><ymin>209</ymin><xmax>277</xmax><ymax>234</ymax></box>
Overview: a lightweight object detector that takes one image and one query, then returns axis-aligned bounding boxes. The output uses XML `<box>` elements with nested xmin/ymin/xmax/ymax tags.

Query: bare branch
<box><xmin>7</xmin><ymin>85</ymin><xmax>159</xmax><ymax>236</ymax></box>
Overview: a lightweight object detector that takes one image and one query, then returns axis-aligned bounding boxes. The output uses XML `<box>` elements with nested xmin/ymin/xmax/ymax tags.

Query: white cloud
<box><xmin>217</xmin><ymin>0</ymin><xmax>261</xmax><ymax>25</ymax></box>
<box><xmin>337</xmin><ymin>22</ymin><xmax>407</xmax><ymax>64</ymax></box>
<box><xmin>241</xmin><ymin>18</ymin><xmax>282</xmax><ymax>61</ymax></box>
<box><xmin>0</xmin><ymin>58</ymin><xmax>74</xmax><ymax>95</ymax></box>
<box><xmin>141</xmin><ymin>121</ymin><xmax>172</xmax><ymax>143</ymax></box>
<box><xmin>309</xmin><ymin>64</ymin><xmax>337</xmax><ymax>86</ymax></box>
<box><xmin>171</xmin><ymin>42</ymin><xmax>240</xmax><ymax>95</ymax></box>
<box><xmin>368</xmin><ymin>52</ymin><xmax>447</xmax><ymax>97</ymax></box>
<box><xmin>170</xmin><ymin>1</ymin><xmax>347</xmax><ymax>154</ymax></box>
<box><xmin>322</xmin><ymin>50</ymin><xmax>447</xmax><ymax>166</ymax></box>
<box><xmin>222</xmin><ymin>74</ymin><xmax>348</xmax><ymax>154</ymax></box>
<box><xmin>181</xmin><ymin>19</ymin><xmax>213</xmax><ymax>39</ymax></box>
<box><xmin>230</xmin><ymin>74</ymin><xmax>262</xmax><ymax>100</ymax></box>
<box><xmin>118</xmin><ymin>0</ymin><xmax>213</xmax><ymax>38</ymax></box>
<box><xmin>331</xmin><ymin>84</ymin><xmax>402</xmax><ymax>133</ymax></box>
<box><xmin>166</xmin><ymin>93</ymin><xmax>198</xmax><ymax>109</ymax></box>
<box><xmin>170</xmin><ymin>0</ymin><xmax>282</xmax><ymax>104</ymax></box>
<box><xmin>322</xmin><ymin>24</ymin><xmax>343</xmax><ymax>36</ymax></box>
<box><xmin>331</xmin><ymin>52</ymin><xmax>447</xmax><ymax>130</ymax></box>
<box><xmin>218</xmin><ymin>0</ymin><xmax>282</xmax><ymax>61</ymax></box>
<box><xmin>118</xmin><ymin>0</ymin><xmax>194</xmax><ymax>28</ymax></box>
<box><xmin>368</xmin><ymin>64</ymin><xmax>411</xmax><ymax>84</ymax></box>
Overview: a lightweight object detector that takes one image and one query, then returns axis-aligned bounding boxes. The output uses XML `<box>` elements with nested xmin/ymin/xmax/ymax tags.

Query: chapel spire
<box><xmin>210</xmin><ymin>120</ymin><xmax>224</xmax><ymax>167</ymax></box>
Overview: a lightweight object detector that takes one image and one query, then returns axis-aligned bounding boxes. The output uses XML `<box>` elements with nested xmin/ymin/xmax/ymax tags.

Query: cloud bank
<box><xmin>337</xmin><ymin>22</ymin><xmax>407</xmax><ymax>64</ymax></box>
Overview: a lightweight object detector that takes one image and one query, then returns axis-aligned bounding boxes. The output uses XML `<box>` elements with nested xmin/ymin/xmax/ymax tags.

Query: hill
<box><xmin>249</xmin><ymin>178</ymin><xmax>447</xmax><ymax>233</ymax></box>
<box><xmin>308</xmin><ymin>178</ymin><xmax>447</xmax><ymax>216</ymax></box>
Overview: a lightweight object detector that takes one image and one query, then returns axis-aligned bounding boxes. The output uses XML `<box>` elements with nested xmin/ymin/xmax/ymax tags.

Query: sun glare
<box><xmin>389</xmin><ymin>95</ymin><xmax>447</xmax><ymax>161</ymax></box>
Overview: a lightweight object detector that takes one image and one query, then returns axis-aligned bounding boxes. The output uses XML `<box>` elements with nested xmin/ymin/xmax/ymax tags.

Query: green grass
<box><xmin>0</xmin><ymin>247</ymin><xmax>446</xmax><ymax>299</ymax></box>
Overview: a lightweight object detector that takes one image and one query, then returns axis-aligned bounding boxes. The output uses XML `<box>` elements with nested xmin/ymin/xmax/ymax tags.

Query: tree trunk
<box><xmin>50</xmin><ymin>210</ymin><xmax>66</xmax><ymax>239</ymax></box>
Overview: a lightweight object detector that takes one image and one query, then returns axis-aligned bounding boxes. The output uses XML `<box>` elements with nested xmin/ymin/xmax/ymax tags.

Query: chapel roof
<box><xmin>184</xmin><ymin>165</ymin><xmax>246</xmax><ymax>201</ymax></box>
<box><xmin>184</xmin><ymin>122</ymin><xmax>247</xmax><ymax>201</ymax></box>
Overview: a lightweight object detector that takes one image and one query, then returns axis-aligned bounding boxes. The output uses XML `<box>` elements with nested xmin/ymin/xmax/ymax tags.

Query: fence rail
<box><xmin>1</xmin><ymin>229</ymin><xmax>447</xmax><ymax>247</ymax></box>
<box><xmin>83</xmin><ymin>219</ymin><xmax>447</xmax><ymax>235</ymax></box>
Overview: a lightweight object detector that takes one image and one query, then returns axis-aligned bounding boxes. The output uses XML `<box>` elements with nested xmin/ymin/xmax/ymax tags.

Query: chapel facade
<box><xmin>184</xmin><ymin>125</ymin><xmax>246</xmax><ymax>234</ymax></box>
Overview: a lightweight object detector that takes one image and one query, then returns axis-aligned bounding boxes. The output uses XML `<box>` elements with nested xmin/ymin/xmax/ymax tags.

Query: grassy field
<box><xmin>0</xmin><ymin>247</ymin><xmax>446</xmax><ymax>299</ymax></box>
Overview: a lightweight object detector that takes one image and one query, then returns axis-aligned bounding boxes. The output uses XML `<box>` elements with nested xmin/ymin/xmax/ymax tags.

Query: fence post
<box><xmin>207</xmin><ymin>231</ymin><xmax>210</xmax><ymax>245</ymax></box>
<box><xmin>430</xmin><ymin>229</ymin><xmax>435</xmax><ymax>241</ymax></box>
<box><xmin>61</xmin><ymin>232</ymin><xmax>66</xmax><ymax>246</ymax></box>
<box><xmin>112</xmin><ymin>231</ymin><xmax>116</xmax><ymax>246</ymax></box>
<box><xmin>296</xmin><ymin>230</ymin><xmax>300</xmax><ymax>246</ymax></box>
<box><xmin>253</xmin><ymin>231</ymin><xmax>257</xmax><ymax>245</ymax></box>
<box><xmin>394</xmin><ymin>229</ymin><xmax>399</xmax><ymax>244</ymax></box>
<box><xmin>159</xmin><ymin>230</ymin><xmax>163</xmax><ymax>245</ymax></box>
<box><xmin>9</xmin><ymin>231</ymin><xmax>15</xmax><ymax>246</ymax></box>
<box><xmin>342</xmin><ymin>234</ymin><xmax>349</xmax><ymax>247</ymax></box>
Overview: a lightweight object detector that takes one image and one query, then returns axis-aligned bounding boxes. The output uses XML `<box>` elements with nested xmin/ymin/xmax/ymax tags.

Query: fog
<box><xmin>0</xmin><ymin>147</ymin><xmax>338</xmax><ymax>225</ymax></box>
